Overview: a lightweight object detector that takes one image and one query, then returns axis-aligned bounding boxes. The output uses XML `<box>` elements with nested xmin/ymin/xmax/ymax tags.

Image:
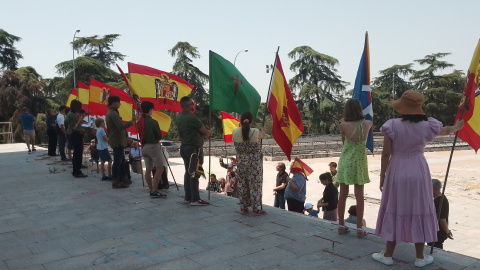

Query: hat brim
<box><xmin>392</xmin><ymin>100</ymin><xmax>425</xmax><ymax>115</ymax></box>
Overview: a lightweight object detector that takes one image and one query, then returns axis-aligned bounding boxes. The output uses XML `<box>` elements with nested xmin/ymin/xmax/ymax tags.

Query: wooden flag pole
<box><xmin>429</xmin><ymin>96</ymin><xmax>467</xmax><ymax>254</ymax></box>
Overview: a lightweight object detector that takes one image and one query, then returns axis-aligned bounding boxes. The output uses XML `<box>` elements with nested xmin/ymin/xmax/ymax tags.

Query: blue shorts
<box><xmin>98</xmin><ymin>149</ymin><xmax>112</xmax><ymax>162</ymax></box>
<box><xmin>66</xmin><ymin>135</ymin><xmax>73</xmax><ymax>150</ymax></box>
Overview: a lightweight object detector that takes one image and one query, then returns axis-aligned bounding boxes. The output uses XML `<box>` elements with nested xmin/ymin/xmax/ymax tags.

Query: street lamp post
<box><xmin>233</xmin><ymin>49</ymin><xmax>248</xmax><ymax>66</ymax></box>
<box><xmin>72</xmin><ymin>29</ymin><xmax>80</xmax><ymax>89</ymax></box>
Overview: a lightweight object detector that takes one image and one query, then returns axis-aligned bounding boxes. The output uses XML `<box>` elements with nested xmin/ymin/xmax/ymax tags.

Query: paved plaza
<box><xmin>0</xmin><ymin>143</ymin><xmax>479</xmax><ymax>269</ymax></box>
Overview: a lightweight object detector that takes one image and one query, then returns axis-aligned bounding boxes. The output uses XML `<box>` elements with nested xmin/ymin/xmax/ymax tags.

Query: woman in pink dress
<box><xmin>372</xmin><ymin>90</ymin><xmax>463</xmax><ymax>267</ymax></box>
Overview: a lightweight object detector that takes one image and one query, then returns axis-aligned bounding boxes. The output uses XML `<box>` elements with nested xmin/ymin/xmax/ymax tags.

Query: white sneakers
<box><xmin>372</xmin><ymin>252</ymin><xmax>394</xmax><ymax>266</ymax></box>
<box><xmin>414</xmin><ymin>255</ymin><xmax>434</xmax><ymax>268</ymax></box>
<box><xmin>372</xmin><ymin>253</ymin><xmax>434</xmax><ymax>268</ymax></box>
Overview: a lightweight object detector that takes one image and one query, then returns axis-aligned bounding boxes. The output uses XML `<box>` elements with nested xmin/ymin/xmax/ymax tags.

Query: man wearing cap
<box><xmin>303</xmin><ymin>203</ymin><xmax>319</xmax><ymax>217</ymax></box>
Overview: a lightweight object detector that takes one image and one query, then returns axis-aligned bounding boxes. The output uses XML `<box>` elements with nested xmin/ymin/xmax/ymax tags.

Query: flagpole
<box><xmin>429</xmin><ymin>96</ymin><xmax>467</xmax><ymax>254</ymax></box>
<box><xmin>208</xmin><ymin>109</ymin><xmax>212</xmax><ymax>201</ymax></box>
<box><xmin>262</xmin><ymin>46</ymin><xmax>280</xmax><ymax>128</ymax></box>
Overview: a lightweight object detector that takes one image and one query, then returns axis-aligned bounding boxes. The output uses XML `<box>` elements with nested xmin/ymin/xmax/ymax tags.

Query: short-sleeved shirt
<box><xmin>321</xmin><ymin>183</ymin><xmax>338</xmax><ymax>211</ymax></box>
<box><xmin>56</xmin><ymin>113</ymin><xmax>65</xmax><ymax>127</ymax></box>
<box><xmin>46</xmin><ymin>115</ymin><xmax>56</xmax><ymax>130</ymax></box>
<box><xmin>130</xmin><ymin>147</ymin><xmax>142</xmax><ymax>160</ymax></box>
<box><xmin>176</xmin><ymin>111</ymin><xmax>205</xmax><ymax>147</ymax></box>
<box><xmin>232</xmin><ymin>127</ymin><xmax>259</xmax><ymax>142</ymax></box>
<box><xmin>284</xmin><ymin>172</ymin><xmax>306</xmax><ymax>202</ymax></box>
<box><xmin>139</xmin><ymin>115</ymin><xmax>162</xmax><ymax>145</ymax></box>
<box><xmin>96</xmin><ymin>127</ymin><xmax>109</xmax><ymax>150</ymax></box>
<box><xmin>20</xmin><ymin>113</ymin><xmax>35</xmax><ymax>130</ymax></box>
<box><xmin>434</xmin><ymin>195</ymin><xmax>449</xmax><ymax>240</ymax></box>
<box><xmin>276</xmin><ymin>171</ymin><xmax>288</xmax><ymax>195</ymax></box>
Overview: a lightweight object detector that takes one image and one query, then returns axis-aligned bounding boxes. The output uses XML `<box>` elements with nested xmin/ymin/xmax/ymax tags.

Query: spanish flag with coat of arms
<box><xmin>267</xmin><ymin>54</ymin><xmax>304</xmax><ymax>161</ymax></box>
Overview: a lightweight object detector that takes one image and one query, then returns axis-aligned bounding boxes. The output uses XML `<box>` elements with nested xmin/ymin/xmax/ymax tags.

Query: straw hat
<box><xmin>392</xmin><ymin>90</ymin><xmax>425</xmax><ymax>115</ymax></box>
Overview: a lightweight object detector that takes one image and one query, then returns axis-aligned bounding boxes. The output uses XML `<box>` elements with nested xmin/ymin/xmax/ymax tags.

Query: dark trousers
<box><xmin>47</xmin><ymin>129</ymin><xmax>57</xmax><ymax>156</ymax></box>
<box><xmin>274</xmin><ymin>193</ymin><xmax>286</xmax><ymax>209</ymax></box>
<box><xmin>71</xmin><ymin>132</ymin><xmax>84</xmax><ymax>176</ymax></box>
<box><xmin>58</xmin><ymin>132</ymin><xmax>66</xmax><ymax>159</ymax></box>
<box><xmin>286</xmin><ymin>198</ymin><xmax>304</xmax><ymax>213</ymax></box>
<box><xmin>180</xmin><ymin>145</ymin><xmax>202</xmax><ymax>201</ymax></box>
<box><xmin>112</xmin><ymin>147</ymin><xmax>127</xmax><ymax>182</ymax></box>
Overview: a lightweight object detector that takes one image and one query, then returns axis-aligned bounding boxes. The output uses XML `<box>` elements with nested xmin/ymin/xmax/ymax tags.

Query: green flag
<box><xmin>209</xmin><ymin>50</ymin><xmax>261</xmax><ymax>117</ymax></box>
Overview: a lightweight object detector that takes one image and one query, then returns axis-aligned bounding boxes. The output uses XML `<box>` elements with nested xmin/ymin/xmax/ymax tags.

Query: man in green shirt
<box><xmin>176</xmin><ymin>96</ymin><xmax>212</xmax><ymax>206</ymax></box>
<box><xmin>105</xmin><ymin>95</ymin><xmax>137</xmax><ymax>189</ymax></box>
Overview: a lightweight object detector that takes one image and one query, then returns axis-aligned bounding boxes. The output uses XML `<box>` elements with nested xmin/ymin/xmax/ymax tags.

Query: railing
<box><xmin>165</xmin><ymin>134</ymin><xmax>470</xmax><ymax>161</ymax></box>
<box><xmin>0</xmin><ymin>122</ymin><xmax>13</xmax><ymax>144</ymax></box>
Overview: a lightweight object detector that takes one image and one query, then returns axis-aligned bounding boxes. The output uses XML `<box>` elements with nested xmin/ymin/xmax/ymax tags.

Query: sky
<box><xmin>2</xmin><ymin>0</ymin><xmax>480</xmax><ymax>101</ymax></box>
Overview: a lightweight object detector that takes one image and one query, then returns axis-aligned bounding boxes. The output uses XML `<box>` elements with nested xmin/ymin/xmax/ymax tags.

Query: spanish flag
<box><xmin>456</xmin><ymin>39</ymin><xmax>480</xmax><ymax>152</ymax></box>
<box><xmin>65</xmin><ymin>88</ymin><xmax>78</xmax><ymax>107</ymax></box>
<box><xmin>267</xmin><ymin>54</ymin><xmax>304</xmax><ymax>161</ymax></box>
<box><xmin>77</xmin><ymin>81</ymin><xmax>89</xmax><ymax>112</ymax></box>
<box><xmin>88</xmin><ymin>78</ymin><xmax>133</xmax><ymax>118</ymax></box>
<box><xmin>290</xmin><ymin>157</ymin><xmax>313</xmax><ymax>178</ymax></box>
<box><xmin>127</xmin><ymin>62</ymin><xmax>194</xmax><ymax>112</ymax></box>
<box><xmin>221</xmin><ymin>111</ymin><xmax>240</xmax><ymax>143</ymax></box>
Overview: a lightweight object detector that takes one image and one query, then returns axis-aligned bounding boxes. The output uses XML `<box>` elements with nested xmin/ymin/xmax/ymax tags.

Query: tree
<box><xmin>168</xmin><ymin>42</ymin><xmax>214</xmax><ymax>129</ymax></box>
<box><xmin>72</xmin><ymin>34</ymin><xmax>125</xmax><ymax>67</ymax></box>
<box><xmin>0</xmin><ymin>29</ymin><xmax>23</xmax><ymax>70</ymax></box>
<box><xmin>411</xmin><ymin>53</ymin><xmax>462</xmax><ymax>124</ymax></box>
<box><xmin>371</xmin><ymin>64</ymin><xmax>414</xmax><ymax>130</ymax></box>
<box><xmin>411</xmin><ymin>53</ymin><xmax>454</xmax><ymax>91</ymax></box>
<box><xmin>168</xmin><ymin>42</ymin><xmax>209</xmax><ymax>105</ymax></box>
<box><xmin>288</xmin><ymin>46</ymin><xmax>347</xmax><ymax>134</ymax></box>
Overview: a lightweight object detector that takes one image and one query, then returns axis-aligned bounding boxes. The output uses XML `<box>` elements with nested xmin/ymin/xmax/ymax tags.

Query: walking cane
<box><xmin>160</xmin><ymin>146</ymin><xmax>179</xmax><ymax>191</ymax></box>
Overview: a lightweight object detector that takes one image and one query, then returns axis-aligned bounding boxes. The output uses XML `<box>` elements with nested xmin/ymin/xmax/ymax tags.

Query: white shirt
<box><xmin>56</xmin><ymin>113</ymin><xmax>65</xmax><ymax>127</ymax></box>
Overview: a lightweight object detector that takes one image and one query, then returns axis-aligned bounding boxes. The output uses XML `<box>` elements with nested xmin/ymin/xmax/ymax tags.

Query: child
<box><xmin>317</xmin><ymin>172</ymin><xmax>338</xmax><ymax>221</ymax></box>
<box><xmin>87</xmin><ymin>139</ymin><xmax>98</xmax><ymax>162</ymax></box>
<box><xmin>345</xmin><ymin>205</ymin><xmax>367</xmax><ymax>227</ymax></box>
<box><xmin>218</xmin><ymin>177</ymin><xmax>226</xmax><ymax>194</ymax></box>
<box><xmin>206</xmin><ymin>174</ymin><xmax>221</xmax><ymax>193</ymax></box>
<box><xmin>95</xmin><ymin>118</ymin><xmax>112</xmax><ymax>181</ymax></box>
<box><xmin>303</xmin><ymin>202</ymin><xmax>319</xmax><ymax>217</ymax></box>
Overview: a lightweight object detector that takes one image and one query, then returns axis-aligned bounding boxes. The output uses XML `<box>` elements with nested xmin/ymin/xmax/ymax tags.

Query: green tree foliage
<box><xmin>168</xmin><ymin>42</ymin><xmax>216</xmax><ymax>132</ymax></box>
<box><xmin>72</xmin><ymin>34</ymin><xmax>125</xmax><ymax>67</ymax></box>
<box><xmin>169</xmin><ymin>42</ymin><xmax>209</xmax><ymax>106</ymax></box>
<box><xmin>411</xmin><ymin>53</ymin><xmax>463</xmax><ymax>124</ymax></box>
<box><xmin>0</xmin><ymin>69</ymin><xmax>50</xmax><ymax>142</ymax></box>
<box><xmin>288</xmin><ymin>46</ymin><xmax>347</xmax><ymax>134</ymax></box>
<box><xmin>0</xmin><ymin>29</ymin><xmax>23</xmax><ymax>70</ymax></box>
<box><xmin>371</xmin><ymin>64</ymin><xmax>414</xmax><ymax>130</ymax></box>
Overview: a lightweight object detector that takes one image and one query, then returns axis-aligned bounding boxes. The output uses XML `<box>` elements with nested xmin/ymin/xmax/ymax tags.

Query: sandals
<box><xmin>252</xmin><ymin>209</ymin><xmax>267</xmax><ymax>216</ymax></box>
<box><xmin>357</xmin><ymin>228</ymin><xmax>368</xmax><ymax>238</ymax></box>
<box><xmin>338</xmin><ymin>225</ymin><xmax>350</xmax><ymax>235</ymax></box>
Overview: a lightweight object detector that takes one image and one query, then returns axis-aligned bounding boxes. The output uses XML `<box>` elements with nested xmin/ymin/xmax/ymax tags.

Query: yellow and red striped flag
<box><xmin>267</xmin><ymin>54</ymin><xmax>304</xmax><ymax>161</ymax></box>
<box><xmin>290</xmin><ymin>157</ymin><xmax>313</xmax><ymax>178</ymax></box>
<box><xmin>77</xmin><ymin>81</ymin><xmax>89</xmax><ymax>112</ymax></box>
<box><xmin>221</xmin><ymin>111</ymin><xmax>240</xmax><ymax>143</ymax></box>
<box><xmin>65</xmin><ymin>88</ymin><xmax>78</xmax><ymax>108</ymax></box>
<box><xmin>127</xmin><ymin>62</ymin><xmax>194</xmax><ymax>112</ymax></box>
<box><xmin>455</xmin><ymin>39</ymin><xmax>480</xmax><ymax>152</ymax></box>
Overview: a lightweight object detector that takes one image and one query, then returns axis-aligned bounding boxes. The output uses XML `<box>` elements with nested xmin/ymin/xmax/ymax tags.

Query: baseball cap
<box><xmin>304</xmin><ymin>202</ymin><xmax>313</xmax><ymax>210</ymax></box>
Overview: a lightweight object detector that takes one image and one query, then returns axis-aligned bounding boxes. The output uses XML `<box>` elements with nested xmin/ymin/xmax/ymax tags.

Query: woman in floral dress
<box><xmin>232</xmin><ymin>111</ymin><xmax>266</xmax><ymax>216</ymax></box>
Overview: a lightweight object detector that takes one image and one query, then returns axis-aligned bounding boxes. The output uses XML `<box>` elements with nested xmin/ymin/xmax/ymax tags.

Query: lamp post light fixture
<box><xmin>233</xmin><ymin>49</ymin><xmax>248</xmax><ymax>66</ymax></box>
<box><xmin>266</xmin><ymin>64</ymin><xmax>274</xmax><ymax>73</ymax></box>
<box><xmin>72</xmin><ymin>29</ymin><xmax>80</xmax><ymax>89</ymax></box>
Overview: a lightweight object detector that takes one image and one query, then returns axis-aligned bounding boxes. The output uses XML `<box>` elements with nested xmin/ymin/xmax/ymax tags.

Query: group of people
<box><xmin>21</xmin><ymin>90</ymin><xmax>460</xmax><ymax>267</ymax></box>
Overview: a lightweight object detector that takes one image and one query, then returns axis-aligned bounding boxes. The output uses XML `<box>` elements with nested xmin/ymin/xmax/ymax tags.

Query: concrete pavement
<box><xmin>0</xmin><ymin>143</ymin><xmax>479</xmax><ymax>269</ymax></box>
